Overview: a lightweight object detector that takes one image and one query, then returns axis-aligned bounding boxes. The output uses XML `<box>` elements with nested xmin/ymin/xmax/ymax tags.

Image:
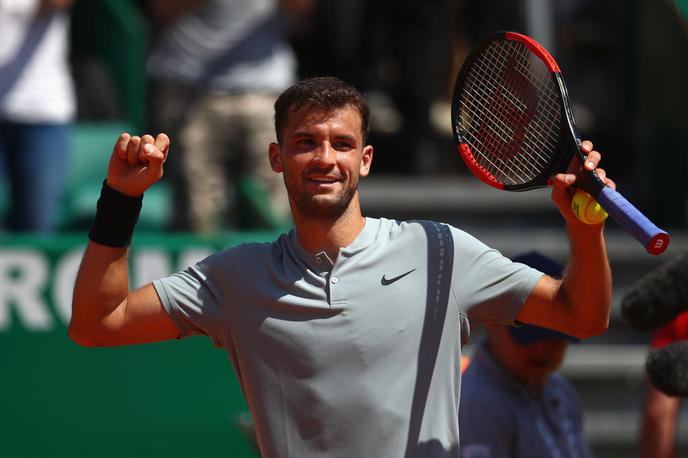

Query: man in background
<box><xmin>459</xmin><ymin>251</ymin><xmax>591</xmax><ymax>458</ymax></box>
<box><xmin>0</xmin><ymin>0</ymin><xmax>75</xmax><ymax>232</ymax></box>
<box><xmin>145</xmin><ymin>0</ymin><xmax>310</xmax><ymax>233</ymax></box>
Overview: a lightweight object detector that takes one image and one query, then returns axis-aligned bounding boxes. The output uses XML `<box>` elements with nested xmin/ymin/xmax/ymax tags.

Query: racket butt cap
<box><xmin>647</xmin><ymin>233</ymin><xmax>670</xmax><ymax>255</ymax></box>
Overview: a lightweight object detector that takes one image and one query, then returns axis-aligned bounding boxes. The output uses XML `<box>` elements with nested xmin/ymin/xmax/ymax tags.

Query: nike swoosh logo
<box><xmin>381</xmin><ymin>269</ymin><xmax>416</xmax><ymax>286</ymax></box>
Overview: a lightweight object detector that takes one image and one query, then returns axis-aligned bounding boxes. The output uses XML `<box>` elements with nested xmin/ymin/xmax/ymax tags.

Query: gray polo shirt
<box><xmin>459</xmin><ymin>343</ymin><xmax>591</xmax><ymax>458</ymax></box>
<box><xmin>153</xmin><ymin>217</ymin><xmax>542</xmax><ymax>457</ymax></box>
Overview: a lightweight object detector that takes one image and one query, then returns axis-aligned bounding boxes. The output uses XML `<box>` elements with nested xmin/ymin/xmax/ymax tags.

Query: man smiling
<box><xmin>69</xmin><ymin>77</ymin><xmax>612</xmax><ymax>457</ymax></box>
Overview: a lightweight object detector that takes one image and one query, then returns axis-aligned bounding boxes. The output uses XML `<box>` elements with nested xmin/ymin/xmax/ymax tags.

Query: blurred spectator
<box><xmin>145</xmin><ymin>0</ymin><xmax>308</xmax><ymax>233</ymax></box>
<box><xmin>464</xmin><ymin>0</ymin><xmax>525</xmax><ymax>43</ymax></box>
<box><xmin>0</xmin><ymin>0</ymin><xmax>75</xmax><ymax>232</ymax></box>
<box><xmin>369</xmin><ymin>0</ymin><xmax>452</xmax><ymax>175</ymax></box>
<box><xmin>640</xmin><ymin>311</ymin><xmax>688</xmax><ymax>458</ymax></box>
<box><xmin>459</xmin><ymin>251</ymin><xmax>591</xmax><ymax>458</ymax></box>
<box><xmin>290</xmin><ymin>0</ymin><xmax>452</xmax><ymax>175</ymax></box>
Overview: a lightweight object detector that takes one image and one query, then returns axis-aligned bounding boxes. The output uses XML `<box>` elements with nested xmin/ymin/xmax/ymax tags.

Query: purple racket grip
<box><xmin>597</xmin><ymin>186</ymin><xmax>669</xmax><ymax>255</ymax></box>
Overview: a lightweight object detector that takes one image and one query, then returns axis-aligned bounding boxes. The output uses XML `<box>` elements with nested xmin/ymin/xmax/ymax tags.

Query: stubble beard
<box><xmin>288</xmin><ymin>178</ymin><xmax>359</xmax><ymax>220</ymax></box>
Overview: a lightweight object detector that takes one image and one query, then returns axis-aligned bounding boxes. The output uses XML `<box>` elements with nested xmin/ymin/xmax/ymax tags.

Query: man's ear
<box><xmin>268</xmin><ymin>143</ymin><xmax>282</xmax><ymax>172</ymax></box>
<box><xmin>359</xmin><ymin>145</ymin><xmax>373</xmax><ymax>177</ymax></box>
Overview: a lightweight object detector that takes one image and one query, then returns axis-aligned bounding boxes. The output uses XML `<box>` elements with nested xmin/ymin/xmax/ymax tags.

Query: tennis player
<box><xmin>70</xmin><ymin>76</ymin><xmax>613</xmax><ymax>457</ymax></box>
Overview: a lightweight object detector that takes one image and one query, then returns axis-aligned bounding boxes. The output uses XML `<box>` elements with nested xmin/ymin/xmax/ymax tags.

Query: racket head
<box><xmin>452</xmin><ymin>31</ymin><xmax>582</xmax><ymax>191</ymax></box>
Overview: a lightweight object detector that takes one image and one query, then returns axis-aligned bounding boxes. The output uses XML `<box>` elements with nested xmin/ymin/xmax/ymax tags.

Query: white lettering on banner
<box><xmin>0</xmin><ymin>250</ymin><xmax>52</xmax><ymax>330</ymax></box>
<box><xmin>53</xmin><ymin>248</ymin><xmax>85</xmax><ymax>324</ymax></box>
<box><xmin>178</xmin><ymin>248</ymin><xmax>213</xmax><ymax>270</ymax></box>
<box><xmin>133</xmin><ymin>250</ymin><xmax>172</xmax><ymax>289</ymax></box>
<box><xmin>0</xmin><ymin>246</ymin><xmax>217</xmax><ymax>331</ymax></box>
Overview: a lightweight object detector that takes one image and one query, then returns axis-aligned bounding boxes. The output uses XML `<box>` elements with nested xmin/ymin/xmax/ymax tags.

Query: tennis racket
<box><xmin>451</xmin><ymin>31</ymin><xmax>669</xmax><ymax>255</ymax></box>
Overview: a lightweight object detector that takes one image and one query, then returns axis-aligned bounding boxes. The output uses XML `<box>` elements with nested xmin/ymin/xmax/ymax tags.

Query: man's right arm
<box><xmin>69</xmin><ymin>242</ymin><xmax>178</xmax><ymax>347</ymax></box>
<box><xmin>69</xmin><ymin>133</ymin><xmax>178</xmax><ymax>347</ymax></box>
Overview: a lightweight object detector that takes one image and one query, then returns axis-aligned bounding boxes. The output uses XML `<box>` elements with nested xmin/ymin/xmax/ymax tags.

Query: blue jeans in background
<box><xmin>0</xmin><ymin>121</ymin><xmax>71</xmax><ymax>233</ymax></box>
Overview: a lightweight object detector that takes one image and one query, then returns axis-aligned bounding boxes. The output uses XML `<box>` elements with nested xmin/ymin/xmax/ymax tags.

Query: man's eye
<box><xmin>334</xmin><ymin>142</ymin><xmax>354</xmax><ymax>150</ymax></box>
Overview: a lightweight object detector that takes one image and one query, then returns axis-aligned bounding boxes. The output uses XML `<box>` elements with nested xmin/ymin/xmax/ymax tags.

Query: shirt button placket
<box><xmin>329</xmin><ymin>273</ymin><xmax>341</xmax><ymax>306</ymax></box>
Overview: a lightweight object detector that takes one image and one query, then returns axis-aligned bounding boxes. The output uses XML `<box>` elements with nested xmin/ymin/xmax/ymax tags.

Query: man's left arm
<box><xmin>517</xmin><ymin>140</ymin><xmax>612</xmax><ymax>338</ymax></box>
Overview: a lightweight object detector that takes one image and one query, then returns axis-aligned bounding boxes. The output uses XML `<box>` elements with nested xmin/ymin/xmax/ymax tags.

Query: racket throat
<box><xmin>555</xmin><ymin>113</ymin><xmax>606</xmax><ymax>197</ymax></box>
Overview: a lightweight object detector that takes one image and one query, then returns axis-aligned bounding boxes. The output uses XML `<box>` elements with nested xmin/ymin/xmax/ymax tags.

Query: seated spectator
<box><xmin>459</xmin><ymin>251</ymin><xmax>591</xmax><ymax>458</ymax></box>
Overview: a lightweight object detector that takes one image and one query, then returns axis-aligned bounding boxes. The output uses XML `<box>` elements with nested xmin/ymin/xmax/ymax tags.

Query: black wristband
<box><xmin>88</xmin><ymin>181</ymin><xmax>143</xmax><ymax>247</ymax></box>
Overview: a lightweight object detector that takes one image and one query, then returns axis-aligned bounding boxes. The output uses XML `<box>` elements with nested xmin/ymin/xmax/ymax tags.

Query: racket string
<box><xmin>470</xmin><ymin>42</ymin><xmax>558</xmax><ymax>179</ymax></box>
<box><xmin>460</xmin><ymin>81</ymin><xmax>521</xmax><ymax>176</ymax></box>
<box><xmin>460</xmin><ymin>60</ymin><xmax>536</xmax><ymax>181</ymax></box>
<box><xmin>466</xmin><ymin>45</ymin><xmax>559</xmax><ymax>182</ymax></box>
<box><xmin>460</xmin><ymin>77</ymin><xmax>539</xmax><ymax>182</ymax></box>
<box><xmin>456</xmin><ymin>39</ymin><xmax>563</xmax><ymax>185</ymax></box>
<box><xmin>461</xmin><ymin>63</ymin><xmax>535</xmax><ymax>182</ymax></box>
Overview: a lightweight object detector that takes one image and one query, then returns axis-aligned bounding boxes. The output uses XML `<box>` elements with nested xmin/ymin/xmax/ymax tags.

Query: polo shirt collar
<box><xmin>288</xmin><ymin>217</ymin><xmax>380</xmax><ymax>269</ymax></box>
<box><xmin>340</xmin><ymin>217</ymin><xmax>379</xmax><ymax>257</ymax></box>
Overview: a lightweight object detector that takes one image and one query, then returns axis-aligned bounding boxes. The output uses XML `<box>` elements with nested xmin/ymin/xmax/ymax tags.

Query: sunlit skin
<box><xmin>268</xmin><ymin>105</ymin><xmax>373</xmax><ymax>259</ymax></box>
<box><xmin>486</xmin><ymin>325</ymin><xmax>568</xmax><ymax>395</ymax></box>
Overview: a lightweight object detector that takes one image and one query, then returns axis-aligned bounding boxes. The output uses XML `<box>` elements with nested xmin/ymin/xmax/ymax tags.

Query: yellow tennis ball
<box><xmin>571</xmin><ymin>190</ymin><xmax>608</xmax><ymax>225</ymax></box>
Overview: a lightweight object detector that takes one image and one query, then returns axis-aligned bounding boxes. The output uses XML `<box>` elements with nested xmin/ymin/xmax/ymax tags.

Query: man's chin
<box><xmin>296</xmin><ymin>195</ymin><xmax>351</xmax><ymax>218</ymax></box>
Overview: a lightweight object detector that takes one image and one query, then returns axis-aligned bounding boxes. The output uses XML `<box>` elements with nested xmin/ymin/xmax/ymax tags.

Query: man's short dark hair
<box><xmin>274</xmin><ymin>76</ymin><xmax>370</xmax><ymax>144</ymax></box>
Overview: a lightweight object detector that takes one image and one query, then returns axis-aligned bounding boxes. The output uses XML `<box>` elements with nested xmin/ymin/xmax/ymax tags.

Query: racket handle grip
<box><xmin>596</xmin><ymin>187</ymin><xmax>670</xmax><ymax>255</ymax></box>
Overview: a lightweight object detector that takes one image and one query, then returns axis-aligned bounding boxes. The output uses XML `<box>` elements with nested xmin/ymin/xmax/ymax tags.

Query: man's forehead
<box><xmin>284</xmin><ymin>104</ymin><xmax>362</xmax><ymax>132</ymax></box>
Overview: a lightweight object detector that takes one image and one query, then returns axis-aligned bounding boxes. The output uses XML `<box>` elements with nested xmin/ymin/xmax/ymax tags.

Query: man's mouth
<box><xmin>306</xmin><ymin>175</ymin><xmax>340</xmax><ymax>184</ymax></box>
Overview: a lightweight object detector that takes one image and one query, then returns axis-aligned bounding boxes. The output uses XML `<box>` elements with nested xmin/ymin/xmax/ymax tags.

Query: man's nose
<box><xmin>313</xmin><ymin>142</ymin><xmax>336</xmax><ymax>165</ymax></box>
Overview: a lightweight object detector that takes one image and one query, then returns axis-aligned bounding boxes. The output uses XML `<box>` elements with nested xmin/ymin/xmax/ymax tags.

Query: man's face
<box><xmin>268</xmin><ymin>105</ymin><xmax>373</xmax><ymax>219</ymax></box>
<box><xmin>488</xmin><ymin>326</ymin><xmax>568</xmax><ymax>390</ymax></box>
<box><xmin>513</xmin><ymin>339</ymin><xmax>568</xmax><ymax>387</ymax></box>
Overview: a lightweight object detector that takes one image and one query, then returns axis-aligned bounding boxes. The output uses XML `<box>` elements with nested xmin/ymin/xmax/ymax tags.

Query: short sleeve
<box><xmin>153</xmin><ymin>250</ymin><xmax>238</xmax><ymax>348</ymax></box>
<box><xmin>449</xmin><ymin>227</ymin><xmax>543</xmax><ymax>326</ymax></box>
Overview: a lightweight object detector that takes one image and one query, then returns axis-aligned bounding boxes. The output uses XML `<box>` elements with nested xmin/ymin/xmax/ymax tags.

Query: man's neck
<box><xmin>292</xmin><ymin>197</ymin><xmax>367</xmax><ymax>262</ymax></box>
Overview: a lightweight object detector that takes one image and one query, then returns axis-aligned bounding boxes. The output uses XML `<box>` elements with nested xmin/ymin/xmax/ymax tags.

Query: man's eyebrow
<box><xmin>292</xmin><ymin>130</ymin><xmax>314</xmax><ymax>137</ymax></box>
<box><xmin>333</xmin><ymin>134</ymin><xmax>357</xmax><ymax>143</ymax></box>
<box><xmin>290</xmin><ymin>132</ymin><xmax>358</xmax><ymax>143</ymax></box>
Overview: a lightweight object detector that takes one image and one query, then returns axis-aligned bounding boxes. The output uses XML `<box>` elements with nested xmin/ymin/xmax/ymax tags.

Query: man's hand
<box><xmin>106</xmin><ymin>133</ymin><xmax>170</xmax><ymax>197</ymax></box>
<box><xmin>550</xmin><ymin>140</ymin><xmax>616</xmax><ymax>227</ymax></box>
<box><xmin>519</xmin><ymin>139</ymin><xmax>614</xmax><ymax>339</ymax></box>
